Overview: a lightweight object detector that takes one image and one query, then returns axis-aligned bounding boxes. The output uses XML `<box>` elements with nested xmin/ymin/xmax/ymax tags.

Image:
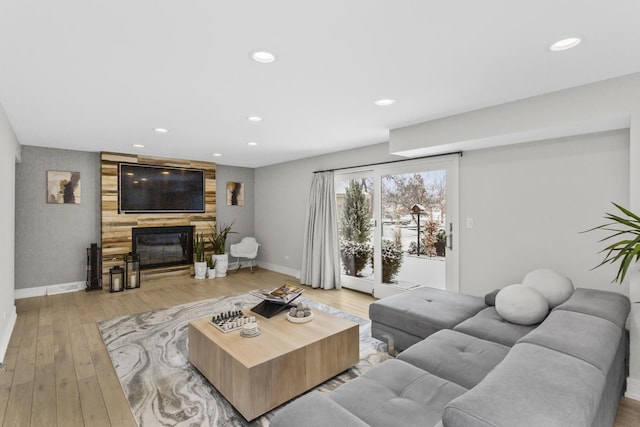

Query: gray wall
<box><xmin>14</xmin><ymin>153</ymin><xmax>254</xmax><ymax>290</ymax></box>
<box><xmin>0</xmin><ymin>101</ymin><xmax>18</xmax><ymax>362</ymax></box>
<box><xmin>215</xmin><ymin>165</ymin><xmax>255</xmax><ymax>251</ymax></box>
<box><xmin>15</xmin><ymin>146</ymin><xmax>100</xmax><ymax>289</ymax></box>
<box><xmin>459</xmin><ymin>130</ymin><xmax>629</xmax><ymax>296</ymax></box>
<box><xmin>255</xmin><ymin>133</ymin><xmax>629</xmax><ymax>294</ymax></box>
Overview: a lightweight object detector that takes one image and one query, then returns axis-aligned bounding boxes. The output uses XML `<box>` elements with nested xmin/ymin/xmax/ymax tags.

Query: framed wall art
<box><xmin>47</xmin><ymin>170</ymin><xmax>81</xmax><ymax>204</ymax></box>
<box><xmin>226</xmin><ymin>181</ymin><xmax>244</xmax><ymax>206</ymax></box>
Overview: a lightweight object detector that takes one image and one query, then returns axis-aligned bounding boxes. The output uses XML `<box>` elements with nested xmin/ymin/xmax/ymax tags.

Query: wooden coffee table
<box><xmin>188</xmin><ymin>308</ymin><xmax>359</xmax><ymax>420</ymax></box>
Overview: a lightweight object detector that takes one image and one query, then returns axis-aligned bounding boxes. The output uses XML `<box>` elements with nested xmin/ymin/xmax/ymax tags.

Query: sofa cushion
<box><xmin>443</xmin><ymin>343</ymin><xmax>605</xmax><ymax>427</ymax></box>
<box><xmin>484</xmin><ymin>289</ymin><xmax>500</xmax><ymax>306</ymax></box>
<box><xmin>517</xmin><ymin>310</ymin><xmax>622</xmax><ymax>376</ymax></box>
<box><xmin>329</xmin><ymin>359</ymin><xmax>467</xmax><ymax>427</ymax></box>
<box><xmin>369</xmin><ymin>287</ymin><xmax>486</xmax><ymax>341</ymax></box>
<box><xmin>553</xmin><ymin>288</ymin><xmax>630</xmax><ymax>330</ymax></box>
<box><xmin>269</xmin><ymin>391</ymin><xmax>370</xmax><ymax>427</ymax></box>
<box><xmin>495</xmin><ymin>284</ymin><xmax>549</xmax><ymax>325</ymax></box>
<box><xmin>453</xmin><ymin>307</ymin><xmax>538</xmax><ymax>347</ymax></box>
<box><xmin>522</xmin><ymin>268</ymin><xmax>574</xmax><ymax>308</ymax></box>
<box><xmin>397</xmin><ymin>329</ymin><xmax>509</xmax><ymax>389</ymax></box>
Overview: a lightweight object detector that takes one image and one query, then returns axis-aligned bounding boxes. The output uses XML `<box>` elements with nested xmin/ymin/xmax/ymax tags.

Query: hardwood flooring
<box><xmin>0</xmin><ymin>268</ymin><xmax>638</xmax><ymax>426</ymax></box>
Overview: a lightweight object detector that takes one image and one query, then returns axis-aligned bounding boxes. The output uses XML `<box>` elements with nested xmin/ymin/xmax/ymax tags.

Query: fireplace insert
<box><xmin>132</xmin><ymin>226</ymin><xmax>194</xmax><ymax>269</ymax></box>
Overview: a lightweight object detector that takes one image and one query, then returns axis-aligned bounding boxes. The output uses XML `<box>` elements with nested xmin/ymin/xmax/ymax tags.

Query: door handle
<box><xmin>447</xmin><ymin>222</ymin><xmax>453</xmax><ymax>251</ymax></box>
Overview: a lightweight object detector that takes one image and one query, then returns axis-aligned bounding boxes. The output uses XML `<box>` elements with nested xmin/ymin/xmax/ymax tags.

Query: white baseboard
<box><xmin>46</xmin><ymin>281</ymin><xmax>83</xmax><ymax>296</ymax></box>
<box><xmin>258</xmin><ymin>262</ymin><xmax>300</xmax><ymax>280</ymax></box>
<box><xmin>15</xmin><ymin>281</ymin><xmax>83</xmax><ymax>300</ymax></box>
<box><xmin>626</xmin><ymin>377</ymin><xmax>640</xmax><ymax>401</ymax></box>
<box><xmin>0</xmin><ymin>306</ymin><xmax>17</xmax><ymax>363</ymax></box>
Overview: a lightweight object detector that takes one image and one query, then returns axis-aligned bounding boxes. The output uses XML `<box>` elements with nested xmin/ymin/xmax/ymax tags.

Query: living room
<box><xmin>1</xmin><ymin>2</ymin><xmax>640</xmax><ymax>426</ymax></box>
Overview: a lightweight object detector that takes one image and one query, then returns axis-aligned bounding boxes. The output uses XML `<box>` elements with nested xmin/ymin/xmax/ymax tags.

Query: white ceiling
<box><xmin>1</xmin><ymin>1</ymin><xmax>639</xmax><ymax>168</ymax></box>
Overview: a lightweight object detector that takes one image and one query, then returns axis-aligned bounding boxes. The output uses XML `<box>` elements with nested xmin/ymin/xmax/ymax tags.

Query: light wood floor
<box><xmin>0</xmin><ymin>268</ymin><xmax>638</xmax><ymax>426</ymax></box>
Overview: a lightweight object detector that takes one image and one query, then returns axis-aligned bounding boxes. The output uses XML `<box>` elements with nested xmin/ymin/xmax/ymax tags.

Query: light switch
<box><xmin>466</xmin><ymin>218</ymin><xmax>474</xmax><ymax>228</ymax></box>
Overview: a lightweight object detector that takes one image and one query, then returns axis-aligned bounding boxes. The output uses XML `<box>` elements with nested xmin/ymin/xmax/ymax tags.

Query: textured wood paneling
<box><xmin>100</xmin><ymin>152</ymin><xmax>216</xmax><ymax>280</ymax></box>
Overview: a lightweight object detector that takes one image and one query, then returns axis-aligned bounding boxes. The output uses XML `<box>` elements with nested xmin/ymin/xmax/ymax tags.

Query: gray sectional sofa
<box><xmin>269</xmin><ymin>287</ymin><xmax>630</xmax><ymax>427</ymax></box>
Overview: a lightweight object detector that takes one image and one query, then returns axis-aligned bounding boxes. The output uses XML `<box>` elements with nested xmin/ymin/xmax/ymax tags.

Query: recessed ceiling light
<box><xmin>213</xmin><ymin>153</ymin><xmax>222</xmax><ymax>157</ymax></box>
<box><xmin>250</xmin><ymin>50</ymin><xmax>276</xmax><ymax>64</ymax></box>
<box><xmin>550</xmin><ymin>37</ymin><xmax>582</xmax><ymax>51</ymax></box>
<box><xmin>374</xmin><ymin>98</ymin><xmax>396</xmax><ymax>106</ymax></box>
<box><xmin>247</xmin><ymin>116</ymin><xmax>263</xmax><ymax>122</ymax></box>
<box><xmin>153</xmin><ymin>128</ymin><xmax>169</xmax><ymax>133</ymax></box>
<box><xmin>132</xmin><ymin>144</ymin><xmax>145</xmax><ymax>148</ymax></box>
<box><xmin>248</xmin><ymin>141</ymin><xmax>258</xmax><ymax>146</ymax></box>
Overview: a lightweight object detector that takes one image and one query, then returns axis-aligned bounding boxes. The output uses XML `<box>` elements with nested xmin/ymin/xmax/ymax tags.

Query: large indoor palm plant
<box><xmin>587</xmin><ymin>203</ymin><xmax>640</xmax><ymax>283</ymax></box>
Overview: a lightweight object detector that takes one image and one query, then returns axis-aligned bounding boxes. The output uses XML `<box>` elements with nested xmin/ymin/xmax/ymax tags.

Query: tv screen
<box><xmin>119</xmin><ymin>163</ymin><xmax>205</xmax><ymax>213</ymax></box>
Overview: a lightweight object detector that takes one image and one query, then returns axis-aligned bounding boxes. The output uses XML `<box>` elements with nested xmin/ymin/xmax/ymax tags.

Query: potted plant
<box><xmin>586</xmin><ymin>203</ymin><xmax>640</xmax><ymax>283</ymax></box>
<box><xmin>207</xmin><ymin>257</ymin><xmax>217</xmax><ymax>279</ymax></box>
<box><xmin>193</xmin><ymin>232</ymin><xmax>207</xmax><ymax>279</ymax></box>
<box><xmin>208</xmin><ymin>221</ymin><xmax>236</xmax><ymax>278</ymax></box>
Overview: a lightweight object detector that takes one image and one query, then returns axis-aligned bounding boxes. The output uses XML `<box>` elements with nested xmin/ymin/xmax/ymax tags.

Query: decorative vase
<box><xmin>194</xmin><ymin>261</ymin><xmax>207</xmax><ymax>279</ymax></box>
<box><xmin>213</xmin><ymin>253</ymin><xmax>229</xmax><ymax>277</ymax></box>
<box><xmin>207</xmin><ymin>267</ymin><xmax>216</xmax><ymax>279</ymax></box>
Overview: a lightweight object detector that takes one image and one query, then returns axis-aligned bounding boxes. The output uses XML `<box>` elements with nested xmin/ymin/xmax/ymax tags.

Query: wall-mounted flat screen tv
<box><xmin>119</xmin><ymin>163</ymin><xmax>205</xmax><ymax>214</ymax></box>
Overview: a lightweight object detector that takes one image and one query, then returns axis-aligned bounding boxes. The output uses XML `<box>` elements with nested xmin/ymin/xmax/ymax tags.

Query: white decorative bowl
<box><xmin>286</xmin><ymin>312</ymin><xmax>314</xmax><ymax>323</ymax></box>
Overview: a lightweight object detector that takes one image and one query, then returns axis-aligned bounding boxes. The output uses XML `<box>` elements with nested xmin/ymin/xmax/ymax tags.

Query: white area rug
<box><xmin>98</xmin><ymin>293</ymin><xmax>389</xmax><ymax>426</ymax></box>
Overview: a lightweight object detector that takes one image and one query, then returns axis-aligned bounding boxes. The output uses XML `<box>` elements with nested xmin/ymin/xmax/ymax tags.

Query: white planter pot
<box><xmin>207</xmin><ymin>267</ymin><xmax>217</xmax><ymax>279</ymax></box>
<box><xmin>194</xmin><ymin>261</ymin><xmax>207</xmax><ymax>279</ymax></box>
<box><xmin>213</xmin><ymin>253</ymin><xmax>229</xmax><ymax>277</ymax></box>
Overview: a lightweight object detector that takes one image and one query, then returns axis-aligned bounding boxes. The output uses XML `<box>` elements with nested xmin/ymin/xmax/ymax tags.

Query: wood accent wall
<box><xmin>100</xmin><ymin>152</ymin><xmax>216</xmax><ymax>281</ymax></box>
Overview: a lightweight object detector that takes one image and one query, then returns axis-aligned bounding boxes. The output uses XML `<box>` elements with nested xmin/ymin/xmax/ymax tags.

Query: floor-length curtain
<box><xmin>300</xmin><ymin>171</ymin><xmax>341</xmax><ymax>289</ymax></box>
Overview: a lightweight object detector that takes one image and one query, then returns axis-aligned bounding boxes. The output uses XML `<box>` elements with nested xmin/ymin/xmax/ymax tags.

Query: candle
<box><xmin>130</xmin><ymin>275</ymin><xmax>136</xmax><ymax>287</ymax></box>
<box><xmin>113</xmin><ymin>277</ymin><xmax>121</xmax><ymax>291</ymax></box>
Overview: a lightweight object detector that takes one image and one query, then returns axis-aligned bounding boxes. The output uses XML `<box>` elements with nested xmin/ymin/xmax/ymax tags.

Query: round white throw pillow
<box><xmin>522</xmin><ymin>268</ymin><xmax>574</xmax><ymax>308</ymax></box>
<box><xmin>495</xmin><ymin>284</ymin><xmax>549</xmax><ymax>326</ymax></box>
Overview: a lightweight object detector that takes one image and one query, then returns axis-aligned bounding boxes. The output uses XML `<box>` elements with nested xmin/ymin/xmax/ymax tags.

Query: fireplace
<box><xmin>132</xmin><ymin>226</ymin><xmax>194</xmax><ymax>270</ymax></box>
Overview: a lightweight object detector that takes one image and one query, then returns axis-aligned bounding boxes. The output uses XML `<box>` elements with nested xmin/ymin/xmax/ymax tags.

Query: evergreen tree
<box><xmin>340</xmin><ymin>179</ymin><xmax>371</xmax><ymax>242</ymax></box>
<box><xmin>339</xmin><ymin>179</ymin><xmax>373</xmax><ymax>276</ymax></box>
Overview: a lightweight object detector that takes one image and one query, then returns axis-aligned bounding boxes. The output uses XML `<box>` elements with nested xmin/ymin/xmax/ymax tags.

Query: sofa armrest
<box><xmin>270</xmin><ymin>391</ymin><xmax>371</xmax><ymax>427</ymax></box>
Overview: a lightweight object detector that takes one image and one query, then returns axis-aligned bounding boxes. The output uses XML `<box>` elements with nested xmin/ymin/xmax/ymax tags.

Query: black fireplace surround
<box><xmin>132</xmin><ymin>226</ymin><xmax>194</xmax><ymax>270</ymax></box>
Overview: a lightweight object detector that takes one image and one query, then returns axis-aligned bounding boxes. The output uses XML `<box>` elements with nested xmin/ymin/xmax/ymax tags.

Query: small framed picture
<box><xmin>47</xmin><ymin>170</ymin><xmax>81</xmax><ymax>204</ymax></box>
<box><xmin>226</xmin><ymin>182</ymin><xmax>244</xmax><ymax>206</ymax></box>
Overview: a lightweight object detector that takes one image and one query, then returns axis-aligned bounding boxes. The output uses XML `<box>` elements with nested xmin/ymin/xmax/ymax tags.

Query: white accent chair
<box><xmin>229</xmin><ymin>237</ymin><xmax>260</xmax><ymax>273</ymax></box>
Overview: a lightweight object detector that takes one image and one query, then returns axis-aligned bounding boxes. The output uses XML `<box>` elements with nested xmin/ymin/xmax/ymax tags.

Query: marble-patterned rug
<box><xmin>98</xmin><ymin>293</ymin><xmax>389</xmax><ymax>426</ymax></box>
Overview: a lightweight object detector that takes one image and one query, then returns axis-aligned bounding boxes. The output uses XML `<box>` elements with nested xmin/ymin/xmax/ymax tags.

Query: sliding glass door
<box><xmin>335</xmin><ymin>155</ymin><xmax>459</xmax><ymax>298</ymax></box>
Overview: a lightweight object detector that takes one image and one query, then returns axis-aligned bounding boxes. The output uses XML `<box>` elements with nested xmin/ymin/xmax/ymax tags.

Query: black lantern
<box><xmin>125</xmin><ymin>252</ymin><xmax>141</xmax><ymax>289</ymax></box>
<box><xmin>109</xmin><ymin>265</ymin><xmax>124</xmax><ymax>293</ymax></box>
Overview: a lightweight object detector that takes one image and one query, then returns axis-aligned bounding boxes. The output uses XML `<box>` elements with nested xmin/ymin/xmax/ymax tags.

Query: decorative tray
<box><xmin>286</xmin><ymin>312</ymin><xmax>314</xmax><ymax>323</ymax></box>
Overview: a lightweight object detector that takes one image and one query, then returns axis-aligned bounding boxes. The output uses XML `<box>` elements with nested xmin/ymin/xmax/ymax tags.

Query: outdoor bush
<box><xmin>340</xmin><ymin>240</ymin><xmax>372</xmax><ymax>276</ymax></box>
<box><xmin>381</xmin><ymin>239</ymin><xmax>403</xmax><ymax>283</ymax></box>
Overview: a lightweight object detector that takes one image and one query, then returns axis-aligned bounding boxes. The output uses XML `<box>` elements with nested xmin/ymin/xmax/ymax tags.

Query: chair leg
<box><xmin>233</xmin><ymin>257</ymin><xmax>241</xmax><ymax>273</ymax></box>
